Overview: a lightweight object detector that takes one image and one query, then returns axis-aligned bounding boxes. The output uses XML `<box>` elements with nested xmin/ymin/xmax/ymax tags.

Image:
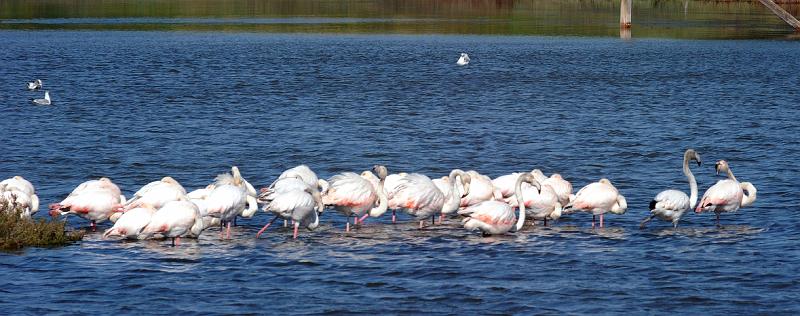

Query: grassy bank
<box><xmin>0</xmin><ymin>201</ymin><xmax>83</xmax><ymax>251</ymax></box>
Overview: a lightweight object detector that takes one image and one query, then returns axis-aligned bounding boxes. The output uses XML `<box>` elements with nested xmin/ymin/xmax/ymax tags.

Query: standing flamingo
<box><xmin>458</xmin><ymin>173</ymin><xmax>538</xmax><ymax>235</ymax></box>
<box><xmin>393</xmin><ymin>170</ymin><xmax>470</xmax><ymax>227</ymax></box>
<box><xmin>0</xmin><ymin>176</ymin><xmax>39</xmax><ymax>217</ymax></box>
<box><xmin>271</xmin><ymin>164</ymin><xmax>327</xmax><ymax>192</ymax></box>
<box><xmin>695</xmin><ymin>160</ymin><xmax>757</xmax><ymax>227</ymax></box>
<box><xmin>508</xmin><ymin>180</ymin><xmax>563</xmax><ymax>226</ymax></box>
<box><xmin>460</xmin><ymin>170</ymin><xmax>499</xmax><ymax>208</ymax></box>
<box><xmin>139</xmin><ymin>200</ymin><xmax>204</xmax><ymax>246</ymax></box>
<box><xmin>122</xmin><ymin>177</ymin><xmax>187</xmax><ymax>211</ymax></box>
<box><xmin>384</xmin><ymin>172</ymin><xmax>408</xmax><ymax>223</ymax></box>
<box><xmin>49</xmin><ymin>178</ymin><xmax>126</xmax><ymax>231</ymax></box>
<box><xmin>204</xmin><ymin>166</ymin><xmax>256</xmax><ymax>239</ymax></box>
<box><xmin>322</xmin><ymin>165</ymin><xmax>388</xmax><ymax>232</ymax></box>
<box><xmin>256</xmin><ymin>184</ymin><xmax>324</xmax><ymax>239</ymax></box>
<box><xmin>432</xmin><ymin>170</ymin><xmax>471</xmax><ymax>223</ymax></box>
<box><xmin>103</xmin><ymin>206</ymin><xmax>156</xmax><ymax>239</ymax></box>
<box><xmin>564</xmin><ymin>178</ymin><xmax>628</xmax><ymax>228</ymax></box>
<box><xmin>640</xmin><ymin>149</ymin><xmax>702</xmax><ymax>229</ymax></box>
<box><xmin>542</xmin><ymin>174</ymin><xmax>573</xmax><ymax>206</ymax></box>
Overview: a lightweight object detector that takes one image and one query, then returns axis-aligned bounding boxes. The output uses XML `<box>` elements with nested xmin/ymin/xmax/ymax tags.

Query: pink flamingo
<box><xmin>204</xmin><ymin>166</ymin><xmax>257</xmax><ymax>239</ymax></box>
<box><xmin>121</xmin><ymin>176</ymin><xmax>186</xmax><ymax>211</ymax></box>
<box><xmin>564</xmin><ymin>178</ymin><xmax>627</xmax><ymax>228</ymax></box>
<box><xmin>139</xmin><ymin>200</ymin><xmax>204</xmax><ymax>246</ymax></box>
<box><xmin>695</xmin><ymin>160</ymin><xmax>757</xmax><ymax>227</ymax></box>
<box><xmin>392</xmin><ymin>169</ymin><xmax>470</xmax><ymax>227</ymax></box>
<box><xmin>322</xmin><ymin>165</ymin><xmax>388</xmax><ymax>232</ymax></box>
<box><xmin>458</xmin><ymin>173</ymin><xmax>538</xmax><ymax>235</ymax></box>
<box><xmin>103</xmin><ymin>206</ymin><xmax>156</xmax><ymax>239</ymax></box>
<box><xmin>256</xmin><ymin>184</ymin><xmax>324</xmax><ymax>239</ymax></box>
<box><xmin>49</xmin><ymin>177</ymin><xmax>126</xmax><ymax>231</ymax></box>
<box><xmin>460</xmin><ymin>170</ymin><xmax>499</xmax><ymax>208</ymax></box>
<box><xmin>431</xmin><ymin>170</ymin><xmax>470</xmax><ymax>223</ymax></box>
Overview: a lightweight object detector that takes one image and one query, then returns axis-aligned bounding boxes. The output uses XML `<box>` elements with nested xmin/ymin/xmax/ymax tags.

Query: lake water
<box><xmin>1</xmin><ymin>3</ymin><xmax>800</xmax><ymax>314</ymax></box>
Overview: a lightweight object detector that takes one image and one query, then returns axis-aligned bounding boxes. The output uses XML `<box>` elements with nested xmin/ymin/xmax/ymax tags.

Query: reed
<box><xmin>0</xmin><ymin>200</ymin><xmax>83</xmax><ymax>251</ymax></box>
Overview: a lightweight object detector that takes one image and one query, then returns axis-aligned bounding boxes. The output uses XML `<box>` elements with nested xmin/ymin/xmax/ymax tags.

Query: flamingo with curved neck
<box><xmin>641</xmin><ymin>149</ymin><xmax>702</xmax><ymax>229</ymax></box>
<box><xmin>458</xmin><ymin>173</ymin><xmax>538</xmax><ymax>235</ymax></box>
<box><xmin>696</xmin><ymin>160</ymin><xmax>757</xmax><ymax>227</ymax></box>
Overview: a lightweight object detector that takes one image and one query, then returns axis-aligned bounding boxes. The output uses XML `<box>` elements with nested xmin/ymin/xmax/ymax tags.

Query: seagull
<box><xmin>32</xmin><ymin>91</ymin><xmax>51</xmax><ymax>105</ymax></box>
<box><xmin>456</xmin><ymin>53</ymin><xmax>470</xmax><ymax>66</ymax></box>
<box><xmin>27</xmin><ymin>79</ymin><xmax>42</xmax><ymax>91</ymax></box>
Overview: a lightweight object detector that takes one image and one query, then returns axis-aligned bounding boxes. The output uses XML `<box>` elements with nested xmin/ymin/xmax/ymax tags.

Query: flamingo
<box><xmin>256</xmin><ymin>184</ymin><xmax>324</xmax><ymax>239</ymax></box>
<box><xmin>204</xmin><ymin>166</ymin><xmax>256</xmax><ymax>239</ymax></box>
<box><xmin>122</xmin><ymin>176</ymin><xmax>187</xmax><ymax>211</ymax></box>
<box><xmin>103</xmin><ymin>206</ymin><xmax>156</xmax><ymax>239</ymax></box>
<box><xmin>542</xmin><ymin>174</ymin><xmax>573</xmax><ymax>206</ymax></box>
<box><xmin>508</xmin><ymin>180</ymin><xmax>563</xmax><ymax>226</ymax></box>
<box><xmin>27</xmin><ymin>79</ymin><xmax>42</xmax><ymax>91</ymax></box>
<box><xmin>456</xmin><ymin>53</ymin><xmax>470</xmax><ymax>66</ymax></box>
<box><xmin>432</xmin><ymin>170</ymin><xmax>471</xmax><ymax>223</ymax></box>
<box><xmin>640</xmin><ymin>149</ymin><xmax>702</xmax><ymax>229</ymax></box>
<box><xmin>139</xmin><ymin>200</ymin><xmax>204</xmax><ymax>246</ymax></box>
<box><xmin>32</xmin><ymin>91</ymin><xmax>51</xmax><ymax>105</ymax></box>
<box><xmin>271</xmin><ymin>164</ymin><xmax>326</xmax><ymax>191</ymax></box>
<box><xmin>383</xmin><ymin>172</ymin><xmax>407</xmax><ymax>223</ymax></box>
<box><xmin>187</xmin><ymin>186</ymin><xmax>221</xmax><ymax>228</ymax></box>
<box><xmin>0</xmin><ymin>176</ymin><xmax>39</xmax><ymax>217</ymax></box>
<box><xmin>564</xmin><ymin>178</ymin><xmax>628</xmax><ymax>228</ymax></box>
<box><xmin>392</xmin><ymin>170</ymin><xmax>470</xmax><ymax>227</ymax></box>
<box><xmin>322</xmin><ymin>165</ymin><xmax>388</xmax><ymax>232</ymax></box>
<box><xmin>458</xmin><ymin>173</ymin><xmax>538</xmax><ymax>235</ymax></box>
<box><xmin>460</xmin><ymin>170</ymin><xmax>499</xmax><ymax>208</ymax></box>
<box><xmin>49</xmin><ymin>178</ymin><xmax>126</xmax><ymax>231</ymax></box>
<box><xmin>213</xmin><ymin>166</ymin><xmax>259</xmax><ymax>221</ymax></box>
<box><xmin>695</xmin><ymin>160</ymin><xmax>757</xmax><ymax>227</ymax></box>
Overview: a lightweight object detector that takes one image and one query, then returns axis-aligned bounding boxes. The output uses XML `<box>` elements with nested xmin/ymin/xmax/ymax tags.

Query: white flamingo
<box><xmin>460</xmin><ymin>170</ymin><xmax>499</xmax><ymax>208</ymax></box>
<box><xmin>213</xmin><ymin>166</ymin><xmax>258</xmax><ymax>221</ymax></box>
<box><xmin>256</xmin><ymin>184</ymin><xmax>324</xmax><ymax>239</ymax></box>
<box><xmin>103</xmin><ymin>206</ymin><xmax>156</xmax><ymax>239</ymax></box>
<box><xmin>322</xmin><ymin>165</ymin><xmax>388</xmax><ymax>232</ymax></box>
<box><xmin>32</xmin><ymin>91</ymin><xmax>51</xmax><ymax>105</ymax></box>
<box><xmin>204</xmin><ymin>166</ymin><xmax>256</xmax><ymax>239</ymax></box>
<box><xmin>139</xmin><ymin>200</ymin><xmax>204</xmax><ymax>246</ymax></box>
<box><xmin>384</xmin><ymin>172</ymin><xmax>408</xmax><ymax>223</ymax></box>
<box><xmin>564</xmin><ymin>178</ymin><xmax>628</xmax><ymax>228</ymax></box>
<box><xmin>508</xmin><ymin>180</ymin><xmax>563</xmax><ymax>226</ymax></box>
<box><xmin>49</xmin><ymin>178</ymin><xmax>126</xmax><ymax>231</ymax></box>
<box><xmin>542</xmin><ymin>173</ymin><xmax>573</xmax><ymax>206</ymax></box>
<box><xmin>458</xmin><ymin>173</ymin><xmax>538</xmax><ymax>235</ymax></box>
<box><xmin>640</xmin><ymin>149</ymin><xmax>702</xmax><ymax>229</ymax></box>
<box><xmin>392</xmin><ymin>170</ymin><xmax>470</xmax><ymax>227</ymax></box>
<box><xmin>271</xmin><ymin>164</ymin><xmax>326</xmax><ymax>191</ymax></box>
<box><xmin>122</xmin><ymin>176</ymin><xmax>187</xmax><ymax>211</ymax></box>
<box><xmin>27</xmin><ymin>79</ymin><xmax>42</xmax><ymax>90</ymax></box>
<box><xmin>456</xmin><ymin>53</ymin><xmax>470</xmax><ymax>66</ymax></box>
<box><xmin>0</xmin><ymin>176</ymin><xmax>39</xmax><ymax>217</ymax></box>
<box><xmin>432</xmin><ymin>170</ymin><xmax>471</xmax><ymax>223</ymax></box>
<box><xmin>695</xmin><ymin>160</ymin><xmax>757</xmax><ymax>227</ymax></box>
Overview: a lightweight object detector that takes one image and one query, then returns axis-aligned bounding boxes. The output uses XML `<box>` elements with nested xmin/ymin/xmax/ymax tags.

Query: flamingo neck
<box><xmin>740</xmin><ymin>182</ymin><xmax>757</xmax><ymax>208</ymax></box>
<box><xmin>725</xmin><ymin>167</ymin><xmax>738</xmax><ymax>182</ymax></box>
<box><xmin>369</xmin><ymin>176</ymin><xmax>388</xmax><ymax>217</ymax></box>
<box><xmin>683</xmin><ymin>156</ymin><xmax>698</xmax><ymax>209</ymax></box>
<box><xmin>514</xmin><ymin>177</ymin><xmax>527</xmax><ymax>231</ymax></box>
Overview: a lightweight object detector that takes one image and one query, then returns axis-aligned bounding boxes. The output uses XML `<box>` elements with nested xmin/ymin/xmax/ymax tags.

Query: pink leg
<box><xmin>419</xmin><ymin>220</ymin><xmax>424</xmax><ymax>229</ymax></box>
<box><xmin>346</xmin><ymin>215</ymin><xmax>351</xmax><ymax>232</ymax></box>
<box><xmin>256</xmin><ymin>216</ymin><xmax>279</xmax><ymax>238</ymax></box>
<box><xmin>358</xmin><ymin>213</ymin><xmax>369</xmax><ymax>225</ymax></box>
<box><xmin>600</xmin><ymin>213</ymin><xmax>604</xmax><ymax>228</ymax></box>
<box><xmin>293</xmin><ymin>222</ymin><xmax>299</xmax><ymax>239</ymax></box>
<box><xmin>226</xmin><ymin>222</ymin><xmax>232</xmax><ymax>239</ymax></box>
<box><xmin>91</xmin><ymin>220</ymin><xmax>96</xmax><ymax>232</ymax></box>
<box><xmin>175</xmin><ymin>236</ymin><xmax>181</xmax><ymax>246</ymax></box>
<box><xmin>392</xmin><ymin>210</ymin><xmax>396</xmax><ymax>224</ymax></box>
<box><xmin>439</xmin><ymin>213</ymin><xmax>444</xmax><ymax>224</ymax></box>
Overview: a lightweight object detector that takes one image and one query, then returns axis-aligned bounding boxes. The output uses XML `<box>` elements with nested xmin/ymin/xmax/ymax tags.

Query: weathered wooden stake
<box><xmin>620</xmin><ymin>0</ymin><xmax>632</xmax><ymax>28</ymax></box>
<box><xmin>756</xmin><ymin>0</ymin><xmax>800</xmax><ymax>31</ymax></box>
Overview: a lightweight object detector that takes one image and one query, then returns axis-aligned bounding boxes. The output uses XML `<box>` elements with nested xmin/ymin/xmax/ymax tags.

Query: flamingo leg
<box><xmin>544</xmin><ymin>217</ymin><xmax>548</xmax><ymax>227</ymax></box>
<box><xmin>90</xmin><ymin>220</ymin><xmax>96</xmax><ymax>232</ymax></box>
<box><xmin>419</xmin><ymin>220</ymin><xmax>424</xmax><ymax>229</ymax></box>
<box><xmin>392</xmin><ymin>210</ymin><xmax>396</xmax><ymax>224</ymax></box>
<box><xmin>358</xmin><ymin>213</ymin><xmax>369</xmax><ymax>225</ymax></box>
<box><xmin>226</xmin><ymin>221</ymin><xmax>232</xmax><ymax>239</ymax></box>
<box><xmin>171</xmin><ymin>237</ymin><xmax>175</xmax><ymax>247</ymax></box>
<box><xmin>439</xmin><ymin>213</ymin><xmax>444</xmax><ymax>224</ymax></box>
<box><xmin>346</xmin><ymin>215</ymin><xmax>351</xmax><ymax>232</ymax></box>
<box><xmin>431</xmin><ymin>215</ymin><xmax>435</xmax><ymax>225</ymax></box>
<box><xmin>600</xmin><ymin>213</ymin><xmax>604</xmax><ymax>228</ymax></box>
<box><xmin>256</xmin><ymin>215</ymin><xmax>279</xmax><ymax>238</ymax></box>
<box><xmin>592</xmin><ymin>215</ymin><xmax>596</xmax><ymax>228</ymax></box>
<box><xmin>716</xmin><ymin>212</ymin><xmax>721</xmax><ymax>227</ymax></box>
<box><xmin>293</xmin><ymin>221</ymin><xmax>299</xmax><ymax>239</ymax></box>
<box><xmin>284</xmin><ymin>219</ymin><xmax>288</xmax><ymax>228</ymax></box>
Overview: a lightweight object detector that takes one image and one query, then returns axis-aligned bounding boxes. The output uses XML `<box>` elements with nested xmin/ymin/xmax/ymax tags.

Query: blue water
<box><xmin>1</xmin><ymin>31</ymin><xmax>799</xmax><ymax>314</ymax></box>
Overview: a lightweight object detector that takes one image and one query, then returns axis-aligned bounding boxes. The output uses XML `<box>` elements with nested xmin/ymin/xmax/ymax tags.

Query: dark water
<box><xmin>2</xmin><ymin>0</ymin><xmax>800</xmax><ymax>39</ymax></box>
<box><xmin>1</xmin><ymin>31</ymin><xmax>800</xmax><ymax>314</ymax></box>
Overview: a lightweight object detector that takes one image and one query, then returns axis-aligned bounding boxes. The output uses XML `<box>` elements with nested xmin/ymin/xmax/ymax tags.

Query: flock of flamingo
<box><xmin>0</xmin><ymin>149</ymin><xmax>757</xmax><ymax>245</ymax></box>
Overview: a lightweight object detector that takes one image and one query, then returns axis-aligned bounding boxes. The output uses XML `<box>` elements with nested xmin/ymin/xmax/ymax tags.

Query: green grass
<box><xmin>0</xmin><ymin>201</ymin><xmax>83</xmax><ymax>251</ymax></box>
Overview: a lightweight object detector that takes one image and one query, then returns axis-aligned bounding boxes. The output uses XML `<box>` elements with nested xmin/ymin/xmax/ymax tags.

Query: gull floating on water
<box><xmin>32</xmin><ymin>91</ymin><xmax>51</xmax><ymax>105</ymax></box>
<box><xmin>456</xmin><ymin>53</ymin><xmax>470</xmax><ymax>66</ymax></box>
<box><xmin>27</xmin><ymin>79</ymin><xmax>42</xmax><ymax>91</ymax></box>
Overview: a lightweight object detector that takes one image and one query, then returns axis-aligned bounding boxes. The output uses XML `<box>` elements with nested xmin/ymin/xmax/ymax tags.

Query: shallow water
<box><xmin>1</xmin><ymin>31</ymin><xmax>799</xmax><ymax>314</ymax></box>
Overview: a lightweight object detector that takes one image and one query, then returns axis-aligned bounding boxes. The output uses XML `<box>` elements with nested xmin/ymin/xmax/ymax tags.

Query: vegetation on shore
<box><xmin>0</xmin><ymin>201</ymin><xmax>83</xmax><ymax>251</ymax></box>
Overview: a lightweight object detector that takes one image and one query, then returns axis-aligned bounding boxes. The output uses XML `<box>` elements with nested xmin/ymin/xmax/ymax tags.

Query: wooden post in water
<box><xmin>756</xmin><ymin>0</ymin><xmax>800</xmax><ymax>31</ymax></box>
<box><xmin>620</xmin><ymin>0</ymin><xmax>632</xmax><ymax>28</ymax></box>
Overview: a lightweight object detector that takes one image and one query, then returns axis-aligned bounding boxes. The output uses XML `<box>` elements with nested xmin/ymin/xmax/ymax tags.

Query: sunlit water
<box><xmin>1</xmin><ymin>31</ymin><xmax>799</xmax><ymax>313</ymax></box>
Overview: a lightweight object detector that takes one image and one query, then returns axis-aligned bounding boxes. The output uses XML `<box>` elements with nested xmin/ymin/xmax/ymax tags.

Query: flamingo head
<box><xmin>715</xmin><ymin>160</ymin><xmax>729</xmax><ymax>175</ymax></box>
<box><xmin>372</xmin><ymin>165</ymin><xmax>388</xmax><ymax>180</ymax></box>
<box><xmin>685</xmin><ymin>149</ymin><xmax>702</xmax><ymax>166</ymax></box>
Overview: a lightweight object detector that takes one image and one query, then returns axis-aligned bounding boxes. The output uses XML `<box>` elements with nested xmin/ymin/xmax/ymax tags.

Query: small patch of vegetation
<box><xmin>0</xmin><ymin>200</ymin><xmax>83</xmax><ymax>251</ymax></box>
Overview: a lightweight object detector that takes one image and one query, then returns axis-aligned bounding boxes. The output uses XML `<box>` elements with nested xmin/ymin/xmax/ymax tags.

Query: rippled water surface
<box><xmin>1</xmin><ymin>31</ymin><xmax>799</xmax><ymax>314</ymax></box>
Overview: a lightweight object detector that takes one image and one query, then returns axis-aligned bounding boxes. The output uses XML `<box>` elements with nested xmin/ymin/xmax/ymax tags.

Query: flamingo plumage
<box><xmin>564</xmin><ymin>178</ymin><xmax>627</xmax><ymax>228</ymax></box>
<box><xmin>103</xmin><ymin>206</ymin><xmax>156</xmax><ymax>239</ymax></box>
<box><xmin>641</xmin><ymin>149</ymin><xmax>702</xmax><ymax>229</ymax></box>
<box><xmin>458</xmin><ymin>173</ymin><xmax>538</xmax><ymax>235</ymax></box>
<box><xmin>49</xmin><ymin>177</ymin><xmax>126</xmax><ymax>231</ymax></box>
<box><xmin>695</xmin><ymin>160</ymin><xmax>757</xmax><ymax>227</ymax></box>
<box><xmin>257</xmin><ymin>184</ymin><xmax>324</xmax><ymax>239</ymax></box>
<box><xmin>322</xmin><ymin>165</ymin><xmax>388</xmax><ymax>232</ymax></box>
<box><xmin>139</xmin><ymin>200</ymin><xmax>204</xmax><ymax>246</ymax></box>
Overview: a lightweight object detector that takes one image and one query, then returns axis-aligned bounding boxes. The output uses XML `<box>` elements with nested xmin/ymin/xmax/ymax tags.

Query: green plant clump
<box><xmin>0</xmin><ymin>201</ymin><xmax>83</xmax><ymax>251</ymax></box>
